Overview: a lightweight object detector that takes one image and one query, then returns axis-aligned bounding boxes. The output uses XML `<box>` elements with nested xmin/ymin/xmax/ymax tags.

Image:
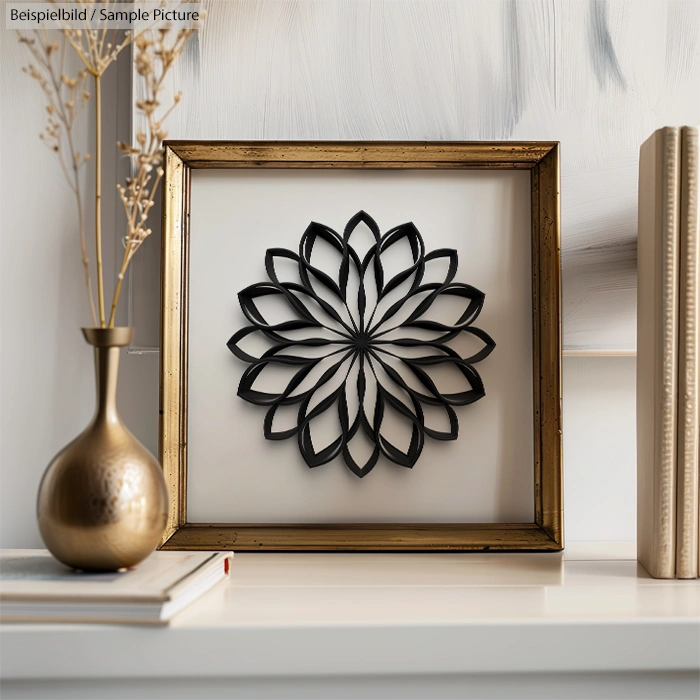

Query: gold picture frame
<box><xmin>159</xmin><ymin>141</ymin><xmax>562</xmax><ymax>551</ymax></box>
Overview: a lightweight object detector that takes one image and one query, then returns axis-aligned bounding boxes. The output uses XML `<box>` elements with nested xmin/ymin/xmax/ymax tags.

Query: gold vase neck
<box><xmin>83</xmin><ymin>328</ymin><xmax>133</xmax><ymax>424</ymax></box>
<box><xmin>82</xmin><ymin>327</ymin><xmax>134</xmax><ymax>348</ymax></box>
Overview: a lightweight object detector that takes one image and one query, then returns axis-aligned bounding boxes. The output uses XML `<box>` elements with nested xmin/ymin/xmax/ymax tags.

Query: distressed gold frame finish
<box><xmin>159</xmin><ymin>141</ymin><xmax>562</xmax><ymax>551</ymax></box>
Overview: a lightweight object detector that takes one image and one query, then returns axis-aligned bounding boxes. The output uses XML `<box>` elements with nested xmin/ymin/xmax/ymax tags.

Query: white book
<box><xmin>676</xmin><ymin>126</ymin><xmax>700</xmax><ymax>579</ymax></box>
<box><xmin>637</xmin><ymin>127</ymin><xmax>681</xmax><ymax>579</ymax></box>
<box><xmin>0</xmin><ymin>549</ymin><xmax>232</xmax><ymax>625</ymax></box>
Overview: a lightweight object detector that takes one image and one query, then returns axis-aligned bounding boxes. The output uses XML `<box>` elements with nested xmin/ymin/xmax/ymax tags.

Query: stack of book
<box><xmin>638</xmin><ymin>126</ymin><xmax>699</xmax><ymax>579</ymax></box>
<box><xmin>0</xmin><ymin>550</ymin><xmax>232</xmax><ymax>624</ymax></box>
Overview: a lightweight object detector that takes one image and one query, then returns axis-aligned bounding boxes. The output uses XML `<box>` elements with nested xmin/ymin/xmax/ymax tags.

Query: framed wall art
<box><xmin>159</xmin><ymin>141</ymin><xmax>562</xmax><ymax>551</ymax></box>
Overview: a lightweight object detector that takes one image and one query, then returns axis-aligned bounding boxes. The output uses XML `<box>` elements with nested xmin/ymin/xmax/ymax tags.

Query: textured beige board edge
<box><xmin>637</xmin><ymin>127</ymin><xmax>680</xmax><ymax>579</ymax></box>
<box><xmin>676</xmin><ymin>127</ymin><xmax>700</xmax><ymax>579</ymax></box>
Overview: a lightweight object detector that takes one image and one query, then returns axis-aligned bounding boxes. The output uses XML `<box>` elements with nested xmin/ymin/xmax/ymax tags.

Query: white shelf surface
<box><xmin>1</xmin><ymin>542</ymin><xmax>699</xmax><ymax>682</ymax></box>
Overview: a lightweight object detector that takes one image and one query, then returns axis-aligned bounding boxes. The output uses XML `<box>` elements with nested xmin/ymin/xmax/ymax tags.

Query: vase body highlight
<box><xmin>37</xmin><ymin>327</ymin><xmax>168</xmax><ymax>571</ymax></box>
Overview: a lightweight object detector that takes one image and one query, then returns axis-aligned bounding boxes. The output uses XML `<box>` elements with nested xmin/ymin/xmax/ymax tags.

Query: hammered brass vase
<box><xmin>37</xmin><ymin>328</ymin><xmax>168</xmax><ymax>571</ymax></box>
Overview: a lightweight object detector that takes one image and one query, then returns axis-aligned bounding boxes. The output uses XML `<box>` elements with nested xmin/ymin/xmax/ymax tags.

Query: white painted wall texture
<box><xmin>132</xmin><ymin>0</ymin><xmax>700</xmax><ymax>352</ymax></box>
<box><xmin>0</xmin><ymin>0</ymin><xmax>680</xmax><ymax>547</ymax></box>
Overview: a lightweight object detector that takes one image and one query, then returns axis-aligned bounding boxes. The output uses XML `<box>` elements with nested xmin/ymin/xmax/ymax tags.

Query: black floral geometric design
<box><xmin>227</xmin><ymin>211</ymin><xmax>495</xmax><ymax>478</ymax></box>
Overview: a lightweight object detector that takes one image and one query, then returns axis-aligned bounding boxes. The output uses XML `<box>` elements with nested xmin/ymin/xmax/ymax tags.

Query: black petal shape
<box><xmin>227</xmin><ymin>212</ymin><xmax>496</xmax><ymax>478</ymax></box>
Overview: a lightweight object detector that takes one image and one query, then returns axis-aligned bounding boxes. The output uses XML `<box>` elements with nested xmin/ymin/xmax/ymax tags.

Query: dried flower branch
<box><xmin>59</xmin><ymin>4</ymin><xmax>132</xmax><ymax>78</ymax></box>
<box><xmin>17</xmin><ymin>1</ymin><xmax>200</xmax><ymax>328</ymax></box>
<box><xmin>109</xmin><ymin>25</ymin><xmax>195</xmax><ymax>327</ymax></box>
<box><xmin>53</xmin><ymin>0</ymin><xmax>135</xmax><ymax>325</ymax></box>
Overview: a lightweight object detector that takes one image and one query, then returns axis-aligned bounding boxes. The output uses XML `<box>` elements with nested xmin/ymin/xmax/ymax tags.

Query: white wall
<box><xmin>0</xmin><ymin>3</ymin><xmax>637</xmax><ymax>547</ymax></box>
<box><xmin>563</xmin><ymin>357</ymin><xmax>637</xmax><ymax>541</ymax></box>
<box><xmin>131</xmin><ymin>0</ymin><xmax>700</xmax><ymax>353</ymax></box>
